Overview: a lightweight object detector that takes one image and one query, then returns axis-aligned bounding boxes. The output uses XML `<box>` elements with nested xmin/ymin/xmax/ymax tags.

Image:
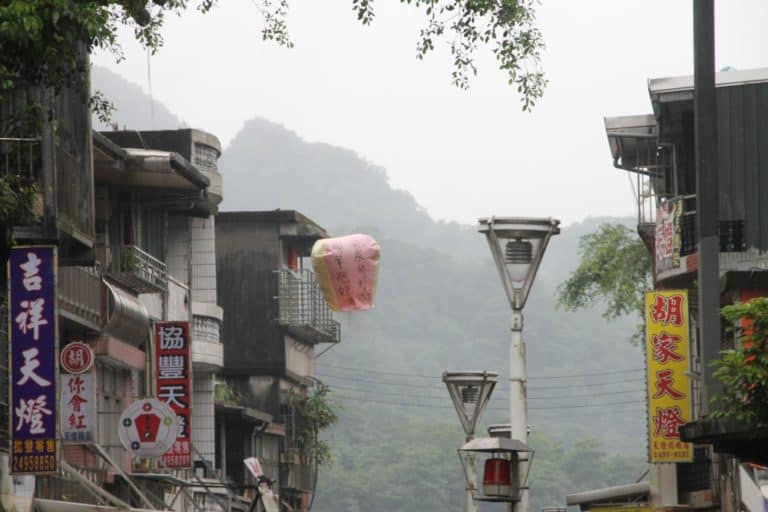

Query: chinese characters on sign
<box><xmin>655</xmin><ymin>199</ymin><xmax>682</xmax><ymax>273</ymax></box>
<box><xmin>645</xmin><ymin>290</ymin><xmax>693</xmax><ymax>463</ymax></box>
<box><xmin>9</xmin><ymin>247</ymin><xmax>57</xmax><ymax>474</ymax></box>
<box><xmin>60</xmin><ymin>372</ymin><xmax>95</xmax><ymax>443</ymax></box>
<box><xmin>60</xmin><ymin>341</ymin><xmax>94</xmax><ymax>375</ymax></box>
<box><xmin>154</xmin><ymin>322</ymin><xmax>192</xmax><ymax>468</ymax></box>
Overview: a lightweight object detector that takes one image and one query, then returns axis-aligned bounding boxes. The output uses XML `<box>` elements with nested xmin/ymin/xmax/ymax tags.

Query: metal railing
<box><xmin>58</xmin><ymin>264</ymin><xmax>103</xmax><ymax>328</ymax></box>
<box><xmin>277</xmin><ymin>269</ymin><xmax>340</xmax><ymax>344</ymax></box>
<box><xmin>112</xmin><ymin>245</ymin><xmax>168</xmax><ymax>293</ymax></box>
<box><xmin>0</xmin><ymin>137</ymin><xmax>40</xmax><ymax>181</ymax></box>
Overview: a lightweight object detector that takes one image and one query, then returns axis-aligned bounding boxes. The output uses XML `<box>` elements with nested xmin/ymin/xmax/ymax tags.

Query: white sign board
<box><xmin>118</xmin><ymin>399</ymin><xmax>178</xmax><ymax>458</ymax></box>
<box><xmin>60</xmin><ymin>372</ymin><xmax>95</xmax><ymax>444</ymax></box>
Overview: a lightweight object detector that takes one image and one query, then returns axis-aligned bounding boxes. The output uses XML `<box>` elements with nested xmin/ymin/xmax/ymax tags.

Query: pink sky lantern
<box><xmin>311</xmin><ymin>234</ymin><xmax>380</xmax><ymax>312</ymax></box>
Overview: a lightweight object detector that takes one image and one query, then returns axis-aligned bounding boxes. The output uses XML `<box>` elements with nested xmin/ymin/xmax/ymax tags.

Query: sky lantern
<box><xmin>311</xmin><ymin>234</ymin><xmax>380</xmax><ymax>312</ymax></box>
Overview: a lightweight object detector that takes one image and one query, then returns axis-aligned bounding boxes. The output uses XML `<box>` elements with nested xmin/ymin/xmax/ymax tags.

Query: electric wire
<box><xmin>317</xmin><ymin>363</ymin><xmax>644</xmax><ymax>380</ymax></box>
<box><xmin>329</xmin><ymin>393</ymin><xmax>645</xmax><ymax>411</ymax></box>
<box><xmin>316</xmin><ymin>372</ymin><xmax>646</xmax><ymax>391</ymax></box>
<box><xmin>323</xmin><ymin>382</ymin><xmax>644</xmax><ymax>401</ymax></box>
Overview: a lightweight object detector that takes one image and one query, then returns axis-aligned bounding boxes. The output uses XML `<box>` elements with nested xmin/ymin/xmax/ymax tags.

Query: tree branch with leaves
<box><xmin>557</xmin><ymin>223</ymin><xmax>652</xmax><ymax>344</ymax></box>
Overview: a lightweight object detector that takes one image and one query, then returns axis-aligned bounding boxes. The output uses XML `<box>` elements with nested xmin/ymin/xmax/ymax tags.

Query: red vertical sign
<box><xmin>154</xmin><ymin>322</ymin><xmax>192</xmax><ymax>468</ymax></box>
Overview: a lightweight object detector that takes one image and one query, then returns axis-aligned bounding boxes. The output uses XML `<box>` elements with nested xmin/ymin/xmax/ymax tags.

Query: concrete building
<box><xmin>597</xmin><ymin>67</ymin><xmax>768</xmax><ymax>512</ymax></box>
<box><xmin>0</xmin><ymin>122</ymin><xmax>228</xmax><ymax>510</ymax></box>
<box><xmin>215</xmin><ymin>210</ymin><xmax>341</xmax><ymax>512</ymax></box>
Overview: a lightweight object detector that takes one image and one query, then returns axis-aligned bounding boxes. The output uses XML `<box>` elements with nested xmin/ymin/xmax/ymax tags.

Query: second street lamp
<box><xmin>478</xmin><ymin>217</ymin><xmax>560</xmax><ymax>512</ymax></box>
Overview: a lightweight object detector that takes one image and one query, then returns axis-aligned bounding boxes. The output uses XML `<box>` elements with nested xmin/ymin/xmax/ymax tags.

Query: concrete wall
<box><xmin>216</xmin><ymin>214</ymin><xmax>285</xmax><ymax>374</ymax></box>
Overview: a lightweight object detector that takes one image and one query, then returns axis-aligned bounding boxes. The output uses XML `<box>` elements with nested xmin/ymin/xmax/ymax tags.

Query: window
<box><xmin>97</xmin><ymin>364</ymin><xmax>127</xmax><ymax>465</ymax></box>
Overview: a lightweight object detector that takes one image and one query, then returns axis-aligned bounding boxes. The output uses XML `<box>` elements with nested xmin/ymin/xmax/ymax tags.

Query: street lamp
<box><xmin>478</xmin><ymin>217</ymin><xmax>560</xmax><ymax>512</ymax></box>
<box><xmin>443</xmin><ymin>371</ymin><xmax>498</xmax><ymax>512</ymax></box>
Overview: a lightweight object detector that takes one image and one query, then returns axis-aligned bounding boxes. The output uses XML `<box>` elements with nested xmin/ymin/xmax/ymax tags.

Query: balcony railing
<box><xmin>0</xmin><ymin>137</ymin><xmax>40</xmax><ymax>181</ymax></box>
<box><xmin>110</xmin><ymin>245</ymin><xmax>168</xmax><ymax>293</ymax></box>
<box><xmin>58</xmin><ymin>264</ymin><xmax>103</xmax><ymax>330</ymax></box>
<box><xmin>277</xmin><ymin>269</ymin><xmax>340</xmax><ymax>344</ymax></box>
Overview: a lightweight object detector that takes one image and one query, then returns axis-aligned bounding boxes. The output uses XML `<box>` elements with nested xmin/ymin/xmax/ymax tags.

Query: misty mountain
<box><xmin>92</xmin><ymin>67</ymin><xmax>648</xmax><ymax>511</ymax></box>
<box><xmin>92</xmin><ymin>66</ymin><xmax>183</xmax><ymax>131</ymax></box>
<box><xmin>219</xmin><ymin>117</ymin><xmax>484</xmax><ymax>261</ymax></box>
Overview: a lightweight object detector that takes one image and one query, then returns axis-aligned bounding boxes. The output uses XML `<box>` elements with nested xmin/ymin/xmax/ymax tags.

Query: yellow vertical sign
<box><xmin>645</xmin><ymin>290</ymin><xmax>693</xmax><ymax>463</ymax></box>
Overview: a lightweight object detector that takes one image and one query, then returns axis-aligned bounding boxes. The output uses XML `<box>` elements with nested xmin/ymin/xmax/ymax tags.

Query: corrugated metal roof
<box><xmin>566</xmin><ymin>482</ymin><xmax>650</xmax><ymax>507</ymax></box>
<box><xmin>649</xmin><ymin>67</ymin><xmax>768</xmax><ymax>96</ymax></box>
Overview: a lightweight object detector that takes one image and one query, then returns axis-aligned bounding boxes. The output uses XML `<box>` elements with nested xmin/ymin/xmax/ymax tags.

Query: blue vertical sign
<box><xmin>9</xmin><ymin>246</ymin><xmax>58</xmax><ymax>474</ymax></box>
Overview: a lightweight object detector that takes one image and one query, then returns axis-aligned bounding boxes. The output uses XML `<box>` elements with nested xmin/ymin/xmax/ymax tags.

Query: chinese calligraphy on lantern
<box><xmin>645</xmin><ymin>290</ymin><xmax>693</xmax><ymax>463</ymax></box>
<box><xmin>311</xmin><ymin>234</ymin><xmax>380</xmax><ymax>312</ymax></box>
<box><xmin>9</xmin><ymin>247</ymin><xmax>57</xmax><ymax>474</ymax></box>
<box><xmin>60</xmin><ymin>371</ymin><xmax>94</xmax><ymax>443</ymax></box>
<box><xmin>155</xmin><ymin>322</ymin><xmax>192</xmax><ymax>468</ymax></box>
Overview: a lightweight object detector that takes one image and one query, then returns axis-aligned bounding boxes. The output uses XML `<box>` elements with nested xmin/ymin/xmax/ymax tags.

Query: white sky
<box><xmin>92</xmin><ymin>0</ymin><xmax>768</xmax><ymax>226</ymax></box>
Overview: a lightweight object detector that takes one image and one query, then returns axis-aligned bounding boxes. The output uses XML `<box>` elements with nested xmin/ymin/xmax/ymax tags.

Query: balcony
<box><xmin>0</xmin><ymin>137</ymin><xmax>42</xmax><ymax>239</ymax></box>
<box><xmin>110</xmin><ymin>245</ymin><xmax>168</xmax><ymax>293</ymax></box>
<box><xmin>277</xmin><ymin>269</ymin><xmax>341</xmax><ymax>345</ymax></box>
<box><xmin>191</xmin><ymin>303</ymin><xmax>224</xmax><ymax>370</ymax></box>
<box><xmin>680</xmin><ymin>417</ymin><xmax>768</xmax><ymax>466</ymax></box>
<box><xmin>2</xmin><ymin>91</ymin><xmax>94</xmax><ymax>264</ymax></box>
<box><xmin>58</xmin><ymin>264</ymin><xmax>103</xmax><ymax>331</ymax></box>
<box><xmin>654</xmin><ymin>195</ymin><xmax>756</xmax><ymax>283</ymax></box>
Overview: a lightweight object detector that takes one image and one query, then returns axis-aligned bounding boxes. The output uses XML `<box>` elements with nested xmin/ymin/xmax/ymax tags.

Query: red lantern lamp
<box><xmin>458</xmin><ymin>436</ymin><xmax>531</xmax><ymax>503</ymax></box>
<box><xmin>483</xmin><ymin>457</ymin><xmax>512</xmax><ymax>497</ymax></box>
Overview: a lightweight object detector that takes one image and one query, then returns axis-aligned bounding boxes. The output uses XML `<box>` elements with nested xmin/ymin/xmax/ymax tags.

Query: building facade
<box><xmin>215</xmin><ymin>211</ymin><xmax>341</xmax><ymax>512</ymax></box>
<box><xmin>602</xmin><ymin>67</ymin><xmax>768</xmax><ymax>512</ymax></box>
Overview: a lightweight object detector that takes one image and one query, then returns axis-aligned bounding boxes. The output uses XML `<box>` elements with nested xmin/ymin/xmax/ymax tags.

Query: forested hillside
<box><xmin>93</xmin><ymin>68</ymin><xmax>648</xmax><ymax>511</ymax></box>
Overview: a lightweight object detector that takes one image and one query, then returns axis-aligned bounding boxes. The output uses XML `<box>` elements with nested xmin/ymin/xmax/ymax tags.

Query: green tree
<box><xmin>557</xmin><ymin>223</ymin><xmax>652</xmax><ymax>344</ymax></box>
<box><xmin>0</xmin><ymin>0</ymin><xmax>545</xmax><ymax>110</ymax></box>
<box><xmin>712</xmin><ymin>297</ymin><xmax>768</xmax><ymax>424</ymax></box>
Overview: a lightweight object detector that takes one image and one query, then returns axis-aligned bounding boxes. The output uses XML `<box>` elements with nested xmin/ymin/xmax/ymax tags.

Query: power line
<box><xmin>325</xmin><ymin>383</ymin><xmax>643</xmax><ymax>401</ymax></box>
<box><xmin>330</xmin><ymin>393</ymin><xmax>645</xmax><ymax>411</ymax></box>
<box><xmin>317</xmin><ymin>372</ymin><xmax>646</xmax><ymax>391</ymax></box>
<box><xmin>317</xmin><ymin>363</ymin><xmax>643</xmax><ymax>380</ymax></box>
<box><xmin>531</xmin><ymin>378</ymin><xmax>646</xmax><ymax>390</ymax></box>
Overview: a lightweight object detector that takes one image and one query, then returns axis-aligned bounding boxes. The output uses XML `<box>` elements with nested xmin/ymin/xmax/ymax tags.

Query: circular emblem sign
<box><xmin>60</xmin><ymin>341</ymin><xmax>94</xmax><ymax>374</ymax></box>
<box><xmin>118</xmin><ymin>399</ymin><xmax>178</xmax><ymax>458</ymax></box>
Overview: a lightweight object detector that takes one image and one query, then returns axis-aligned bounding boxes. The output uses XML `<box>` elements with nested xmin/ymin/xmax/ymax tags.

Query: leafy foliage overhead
<box><xmin>0</xmin><ymin>1</ymin><xmax>214</xmax><ymax>94</ymax></box>
<box><xmin>350</xmin><ymin>0</ymin><xmax>546</xmax><ymax>108</ymax></box>
<box><xmin>1</xmin><ymin>0</ymin><xmax>545</xmax><ymax>110</ymax></box>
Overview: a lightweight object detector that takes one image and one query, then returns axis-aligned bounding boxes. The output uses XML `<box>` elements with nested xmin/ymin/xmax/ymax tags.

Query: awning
<box><xmin>103</xmin><ymin>280</ymin><xmax>150</xmax><ymax>347</ymax></box>
<box><xmin>93</xmin><ymin>142</ymin><xmax>209</xmax><ymax>192</ymax></box>
<box><xmin>566</xmin><ymin>482</ymin><xmax>650</xmax><ymax>509</ymax></box>
<box><xmin>604</xmin><ymin>115</ymin><xmax>660</xmax><ymax>176</ymax></box>
<box><xmin>649</xmin><ymin>67</ymin><xmax>768</xmax><ymax>103</ymax></box>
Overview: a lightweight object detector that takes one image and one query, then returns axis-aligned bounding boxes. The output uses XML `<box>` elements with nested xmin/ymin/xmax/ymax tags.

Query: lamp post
<box><xmin>443</xmin><ymin>371</ymin><xmax>498</xmax><ymax>512</ymax></box>
<box><xmin>478</xmin><ymin>217</ymin><xmax>560</xmax><ymax>512</ymax></box>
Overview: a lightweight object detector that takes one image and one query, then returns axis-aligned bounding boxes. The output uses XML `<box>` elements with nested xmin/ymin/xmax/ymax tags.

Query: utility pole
<box><xmin>693</xmin><ymin>0</ymin><xmax>720</xmax><ymax>416</ymax></box>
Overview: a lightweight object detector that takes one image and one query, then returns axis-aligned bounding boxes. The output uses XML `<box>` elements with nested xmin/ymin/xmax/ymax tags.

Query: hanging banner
<box><xmin>8</xmin><ymin>246</ymin><xmax>58</xmax><ymax>474</ymax></box>
<box><xmin>645</xmin><ymin>290</ymin><xmax>693</xmax><ymax>463</ymax></box>
<box><xmin>154</xmin><ymin>321</ymin><xmax>192</xmax><ymax>468</ymax></box>
<box><xmin>655</xmin><ymin>199</ymin><xmax>682</xmax><ymax>272</ymax></box>
<box><xmin>60</xmin><ymin>372</ymin><xmax>95</xmax><ymax>444</ymax></box>
<box><xmin>311</xmin><ymin>234</ymin><xmax>380</xmax><ymax>311</ymax></box>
